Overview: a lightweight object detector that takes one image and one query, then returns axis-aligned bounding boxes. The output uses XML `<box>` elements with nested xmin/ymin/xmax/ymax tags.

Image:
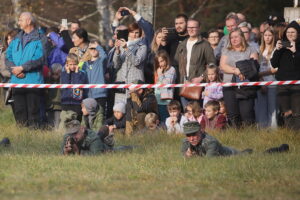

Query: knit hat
<box><xmin>113</xmin><ymin>103</ymin><xmax>126</xmax><ymax>114</ymax></box>
<box><xmin>82</xmin><ymin>98</ymin><xmax>99</xmax><ymax>115</ymax></box>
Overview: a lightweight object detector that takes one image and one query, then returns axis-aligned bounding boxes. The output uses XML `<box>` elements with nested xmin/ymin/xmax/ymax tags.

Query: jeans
<box><xmin>223</xmin><ymin>87</ymin><xmax>255</xmax><ymax>127</ymax></box>
<box><xmin>255</xmin><ymin>86</ymin><xmax>277</xmax><ymax>128</ymax></box>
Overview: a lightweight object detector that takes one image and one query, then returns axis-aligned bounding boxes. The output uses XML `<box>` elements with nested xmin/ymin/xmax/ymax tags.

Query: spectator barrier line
<box><xmin>0</xmin><ymin>80</ymin><xmax>300</xmax><ymax>89</ymax></box>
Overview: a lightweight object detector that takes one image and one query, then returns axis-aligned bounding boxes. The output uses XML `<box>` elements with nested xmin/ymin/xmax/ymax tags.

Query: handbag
<box><xmin>235</xmin><ymin>58</ymin><xmax>259</xmax><ymax>80</ymax></box>
<box><xmin>179</xmin><ymin>66</ymin><xmax>203</xmax><ymax>100</ymax></box>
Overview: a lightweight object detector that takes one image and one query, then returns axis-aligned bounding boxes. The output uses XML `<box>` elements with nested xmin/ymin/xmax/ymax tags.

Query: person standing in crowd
<box><xmin>82</xmin><ymin>40</ymin><xmax>107</xmax><ymax>125</ymax></box>
<box><xmin>46</xmin><ymin>27</ymin><xmax>67</xmax><ymax>67</ymax></box>
<box><xmin>69</xmin><ymin>28</ymin><xmax>91</xmax><ymax>68</ymax></box>
<box><xmin>45</xmin><ymin>63</ymin><xmax>63</xmax><ymax>129</ymax></box>
<box><xmin>220</xmin><ymin>28</ymin><xmax>258</xmax><ymax>127</ymax></box>
<box><xmin>113</xmin><ymin>22</ymin><xmax>147</xmax><ymax>104</ymax></box>
<box><xmin>59</xmin><ymin>53</ymin><xmax>87</xmax><ymax>129</ymax></box>
<box><xmin>175</xmin><ymin>18</ymin><xmax>216</xmax><ymax>107</ymax></box>
<box><xmin>271</xmin><ymin>21</ymin><xmax>300</xmax><ymax>130</ymax></box>
<box><xmin>60</xmin><ymin>20</ymin><xmax>81</xmax><ymax>53</ymax></box>
<box><xmin>154</xmin><ymin>50</ymin><xmax>176</xmax><ymax>123</ymax></box>
<box><xmin>214</xmin><ymin>12</ymin><xmax>239</xmax><ymax>61</ymax></box>
<box><xmin>202</xmin><ymin>63</ymin><xmax>223</xmax><ymax>106</ymax></box>
<box><xmin>5</xmin><ymin>12</ymin><xmax>49</xmax><ymax>128</ymax></box>
<box><xmin>164</xmin><ymin>14</ymin><xmax>189</xmax><ymax>66</ymax></box>
<box><xmin>238</xmin><ymin>22</ymin><xmax>260</xmax><ymax>53</ymax></box>
<box><xmin>0</xmin><ymin>29</ymin><xmax>19</xmax><ymax>108</ymax></box>
<box><xmin>255</xmin><ymin>27</ymin><xmax>277</xmax><ymax>128</ymax></box>
<box><xmin>207</xmin><ymin>29</ymin><xmax>221</xmax><ymax>50</ymax></box>
<box><xmin>146</xmin><ymin>28</ymin><xmax>169</xmax><ymax>83</ymax></box>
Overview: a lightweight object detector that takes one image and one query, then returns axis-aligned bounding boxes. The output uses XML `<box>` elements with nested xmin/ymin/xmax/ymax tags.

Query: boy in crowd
<box><xmin>144</xmin><ymin>112</ymin><xmax>160</xmax><ymax>130</ymax></box>
<box><xmin>59</xmin><ymin>53</ymin><xmax>87</xmax><ymax>129</ymax></box>
<box><xmin>200</xmin><ymin>100</ymin><xmax>227</xmax><ymax>131</ymax></box>
<box><xmin>165</xmin><ymin>100</ymin><xmax>188</xmax><ymax>134</ymax></box>
<box><xmin>105</xmin><ymin>102</ymin><xmax>126</xmax><ymax>133</ymax></box>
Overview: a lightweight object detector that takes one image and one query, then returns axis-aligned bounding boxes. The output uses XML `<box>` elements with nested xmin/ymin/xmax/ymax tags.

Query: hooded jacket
<box><xmin>271</xmin><ymin>21</ymin><xmax>300</xmax><ymax>80</ymax></box>
<box><xmin>82</xmin><ymin>98</ymin><xmax>103</xmax><ymax>131</ymax></box>
<box><xmin>5</xmin><ymin>29</ymin><xmax>49</xmax><ymax>84</ymax></box>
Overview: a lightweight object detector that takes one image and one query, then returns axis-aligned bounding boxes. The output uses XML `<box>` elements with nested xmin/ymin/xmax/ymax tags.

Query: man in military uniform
<box><xmin>61</xmin><ymin>120</ymin><xmax>113</xmax><ymax>155</ymax></box>
<box><xmin>181</xmin><ymin>121</ymin><xmax>252</xmax><ymax>157</ymax></box>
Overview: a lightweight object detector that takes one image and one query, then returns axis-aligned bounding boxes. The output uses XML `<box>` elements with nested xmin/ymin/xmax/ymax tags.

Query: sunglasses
<box><xmin>89</xmin><ymin>48</ymin><xmax>96</xmax><ymax>50</ymax></box>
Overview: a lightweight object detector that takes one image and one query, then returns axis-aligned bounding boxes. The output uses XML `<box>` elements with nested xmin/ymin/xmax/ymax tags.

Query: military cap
<box><xmin>183</xmin><ymin>121</ymin><xmax>201</xmax><ymax>135</ymax></box>
<box><xmin>65</xmin><ymin>120</ymin><xmax>81</xmax><ymax>134</ymax></box>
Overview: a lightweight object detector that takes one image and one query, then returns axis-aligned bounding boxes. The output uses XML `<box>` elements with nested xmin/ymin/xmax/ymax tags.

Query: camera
<box><xmin>121</xmin><ymin>10</ymin><xmax>130</xmax><ymax>16</ymax></box>
<box><xmin>117</xmin><ymin>29</ymin><xmax>129</xmax><ymax>41</ymax></box>
<box><xmin>282</xmin><ymin>41</ymin><xmax>292</xmax><ymax>48</ymax></box>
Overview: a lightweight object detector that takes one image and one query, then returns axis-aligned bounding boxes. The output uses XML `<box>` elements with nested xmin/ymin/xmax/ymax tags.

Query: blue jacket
<box><xmin>5</xmin><ymin>29</ymin><xmax>48</xmax><ymax>84</ymax></box>
<box><xmin>60</xmin><ymin>70</ymin><xmax>88</xmax><ymax>105</ymax></box>
<box><xmin>82</xmin><ymin>45</ymin><xmax>108</xmax><ymax>98</ymax></box>
<box><xmin>47</xmin><ymin>32</ymin><xmax>67</xmax><ymax>67</ymax></box>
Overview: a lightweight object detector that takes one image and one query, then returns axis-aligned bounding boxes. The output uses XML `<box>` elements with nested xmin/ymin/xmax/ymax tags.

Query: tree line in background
<box><xmin>0</xmin><ymin>0</ymin><xmax>293</xmax><ymax>47</ymax></box>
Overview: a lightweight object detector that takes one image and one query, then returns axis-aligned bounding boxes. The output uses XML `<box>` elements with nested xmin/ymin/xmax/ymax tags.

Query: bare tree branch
<box><xmin>77</xmin><ymin>10</ymin><xmax>99</xmax><ymax>22</ymax></box>
<box><xmin>190</xmin><ymin>0</ymin><xmax>210</xmax><ymax>18</ymax></box>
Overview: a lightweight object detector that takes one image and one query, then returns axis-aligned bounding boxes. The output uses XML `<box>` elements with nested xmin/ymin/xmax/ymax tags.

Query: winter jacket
<box><xmin>82</xmin><ymin>45</ymin><xmax>108</xmax><ymax>98</ymax></box>
<box><xmin>155</xmin><ymin>66</ymin><xmax>176</xmax><ymax>105</ymax></box>
<box><xmin>105</xmin><ymin>115</ymin><xmax>126</xmax><ymax>129</ymax></box>
<box><xmin>271</xmin><ymin>21</ymin><xmax>300</xmax><ymax>81</ymax></box>
<box><xmin>60</xmin><ymin>70</ymin><xmax>88</xmax><ymax>105</ymax></box>
<box><xmin>47</xmin><ymin>32</ymin><xmax>67</xmax><ymax>67</ymax></box>
<box><xmin>5</xmin><ymin>29</ymin><xmax>49</xmax><ymax>84</ymax></box>
<box><xmin>175</xmin><ymin>37</ymin><xmax>216</xmax><ymax>83</ymax></box>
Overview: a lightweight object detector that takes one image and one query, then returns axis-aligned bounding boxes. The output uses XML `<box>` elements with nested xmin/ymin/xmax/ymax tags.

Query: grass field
<box><xmin>1</xmin><ymin>105</ymin><xmax>300</xmax><ymax>200</ymax></box>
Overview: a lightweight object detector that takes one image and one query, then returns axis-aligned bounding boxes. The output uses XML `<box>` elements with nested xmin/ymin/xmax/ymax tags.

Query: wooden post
<box><xmin>137</xmin><ymin>0</ymin><xmax>154</xmax><ymax>24</ymax></box>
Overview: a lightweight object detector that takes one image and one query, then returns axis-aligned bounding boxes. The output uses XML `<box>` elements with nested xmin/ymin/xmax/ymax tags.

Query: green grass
<box><xmin>1</xmin><ymin>105</ymin><xmax>300</xmax><ymax>200</ymax></box>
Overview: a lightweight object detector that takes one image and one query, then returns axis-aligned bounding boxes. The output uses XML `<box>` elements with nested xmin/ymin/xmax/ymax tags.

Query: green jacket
<box><xmin>181</xmin><ymin>133</ymin><xmax>239</xmax><ymax>157</ymax></box>
<box><xmin>83</xmin><ymin>110</ymin><xmax>103</xmax><ymax>132</ymax></box>
<box><xmin>61</xmin><ymin>129</ymin><xmax>108</xmax><ymax>155</ymax></box>
<box><xmin>174</xmin><ymin>37</ymin><xmax>216</xmax><ymax>83</ymax></box>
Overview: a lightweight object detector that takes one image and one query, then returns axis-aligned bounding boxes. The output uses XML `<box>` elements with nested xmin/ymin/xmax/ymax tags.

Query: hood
<box><xmin>283</xmin><ymin>21</ymin><xmax>300</xmax><ymax>42</ymax></box>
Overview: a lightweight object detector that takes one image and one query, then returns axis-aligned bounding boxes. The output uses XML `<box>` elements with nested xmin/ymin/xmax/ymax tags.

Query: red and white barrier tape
<box><xmin>0</xmin><ymin>80</ymin><xmax>300</xmax><ymax>89</ymax></box>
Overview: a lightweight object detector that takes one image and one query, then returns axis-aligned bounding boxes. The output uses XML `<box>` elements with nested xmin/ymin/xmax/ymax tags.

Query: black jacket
<box><xmin>271</xmin><ymin>21</ymin><xmax>300</xmax><ymax>80</ymax></box>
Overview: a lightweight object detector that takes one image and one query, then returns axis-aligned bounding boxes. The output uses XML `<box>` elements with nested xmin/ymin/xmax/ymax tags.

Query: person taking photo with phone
<box><xmin>271</xmin><ymin>21</ymin><xmax>300</xmax><ymax>130</ymax></box>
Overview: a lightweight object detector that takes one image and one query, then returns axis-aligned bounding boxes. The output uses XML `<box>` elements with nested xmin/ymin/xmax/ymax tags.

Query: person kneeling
<box><xmin>62</xmin><ymin>120</ymin><xmax>112</xmax><ymax>155</ymax></box>
<box><xmin>181</xmin><ymin>121</ymin><xmax>252</xmax><ymax>157</ymax></box>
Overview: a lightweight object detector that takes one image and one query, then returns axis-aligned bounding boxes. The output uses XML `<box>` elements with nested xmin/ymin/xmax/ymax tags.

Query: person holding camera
<box><xmin>270</xmin><ymin>21</ymin><xmax>300</xmax><ymax>130</ymax></box>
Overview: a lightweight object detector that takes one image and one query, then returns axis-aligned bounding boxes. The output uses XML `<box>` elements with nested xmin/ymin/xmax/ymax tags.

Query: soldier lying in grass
<box><xmin>62</xmin><ymin>120</ymin><xmax>113</xmax><ymax>155</ymax></box>
<box><xmin>181</xmin><ymin>121</ymin><xmax>289</xmax><ymax>157</ymax></box>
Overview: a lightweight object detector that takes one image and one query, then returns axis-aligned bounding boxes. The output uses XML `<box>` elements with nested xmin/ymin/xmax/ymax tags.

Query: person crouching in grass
<box><xmin>200</xmin><ymin>100</ymin><xmax>227</xmax><ymax>131</ymax></box>
<box><xmin>165</xmin><ymin>100</ymin><xmax>188</xmax><ymax>134</ymax></box>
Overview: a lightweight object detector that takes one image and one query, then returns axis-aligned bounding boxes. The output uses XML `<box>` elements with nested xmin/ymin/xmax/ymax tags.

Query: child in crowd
<box><xmin>145</xmin><ymin>112</ymin><xmax>160</xmax><ymax>130</ymax></box>
<box><xmin>184</xmin><ymin>101</ymin><xmax>203</xmax><ymax>123</ymax></box>
<box><xmin>45</xmin><ymin>63</ymin><xmax>62</xmax><ymax>129</ymax></box>
<box><xmin>82</xmin><ymin>40</ymin><xmax>107</xmax><ymax>127</ymax></box>
<box><xmin>81</xmin><ymin>98</ymin><xmax>102</xmax><ymax>131</ymax></box>
<box><xmin>200</xmin><ymin>100</ymin><xmax>227</xmax><ymax>131</ymax></box>
<box><xmin>59</xmin><ymin>53</ymin><xmax>88</xmax><ymax>129</ymax></box>
<box><xmin>202</xmin><ymin>63</ymin><xmax>223</xmax><ymax>106</ymax></box>
<box><xmin>105</xmin><ymin>103</ymin><xmax>126</xmax><ymax>133</ymax></box>
<box><xmin>218</xmin><ymin>98</ymin><xmax>227</xmax><ymax>118</ymax></box>
<box><xmin>154</xmin><ymin>50</ymin><xmax>176</xmax><ymax>123</ymax></box>
<box><xmin>165</xmin><ymin>100</ymin><xmax>188</xmax><ymax>134</ymax></box>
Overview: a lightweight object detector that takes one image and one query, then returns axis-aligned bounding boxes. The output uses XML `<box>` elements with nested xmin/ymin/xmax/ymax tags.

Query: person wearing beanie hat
<box><xmin>181</xmin><ymin>121</ymin><xmax>253</xmax><ymax>157</ymax></box>
<box><xmin>104</xmin><ymin>102</ymin><xmax>126</xmax><ymax>134</ymax></box>
<box><xmin>81</xmin><ymin>98</ymin><xmax>102</xmax><ymax>131</ymax></box>
<box><xmin>113</xmin><ymin>103</ymin><xmax>126</xmax><ymax>114</ymax></box>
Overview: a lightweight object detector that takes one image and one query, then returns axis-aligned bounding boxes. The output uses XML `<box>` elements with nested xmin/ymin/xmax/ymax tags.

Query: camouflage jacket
<box><xmin>181</xmin><ymin>133</ymin><xmax>239</xmax><ymax>157</ymax></box>
<box><xmin>61</xmin><ymin>129</ymin><xmax>110</xmax><ymax>155</ymax></box>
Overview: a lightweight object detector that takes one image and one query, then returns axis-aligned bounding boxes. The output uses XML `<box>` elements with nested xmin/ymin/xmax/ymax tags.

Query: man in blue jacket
<box><xmin>5</xmin><ymin>12</ymin><xmax>49</xmax><ymax>128</ymax></box>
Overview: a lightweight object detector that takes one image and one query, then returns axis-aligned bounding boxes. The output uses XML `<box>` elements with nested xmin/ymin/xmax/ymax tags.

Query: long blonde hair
<box><xmin>227</xmin><ymin>28</ymin><xmax>248</xmax><ymax>51</ymax></box>
<box><xmin>260</xmin><ymin>27</ymin><xmax>275</xmax><ymax>59</ymax></box>
<box><xmin>151</xmin><ymin>28</ymin><xmax>163</xmax><ymax>52</ymax></box>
